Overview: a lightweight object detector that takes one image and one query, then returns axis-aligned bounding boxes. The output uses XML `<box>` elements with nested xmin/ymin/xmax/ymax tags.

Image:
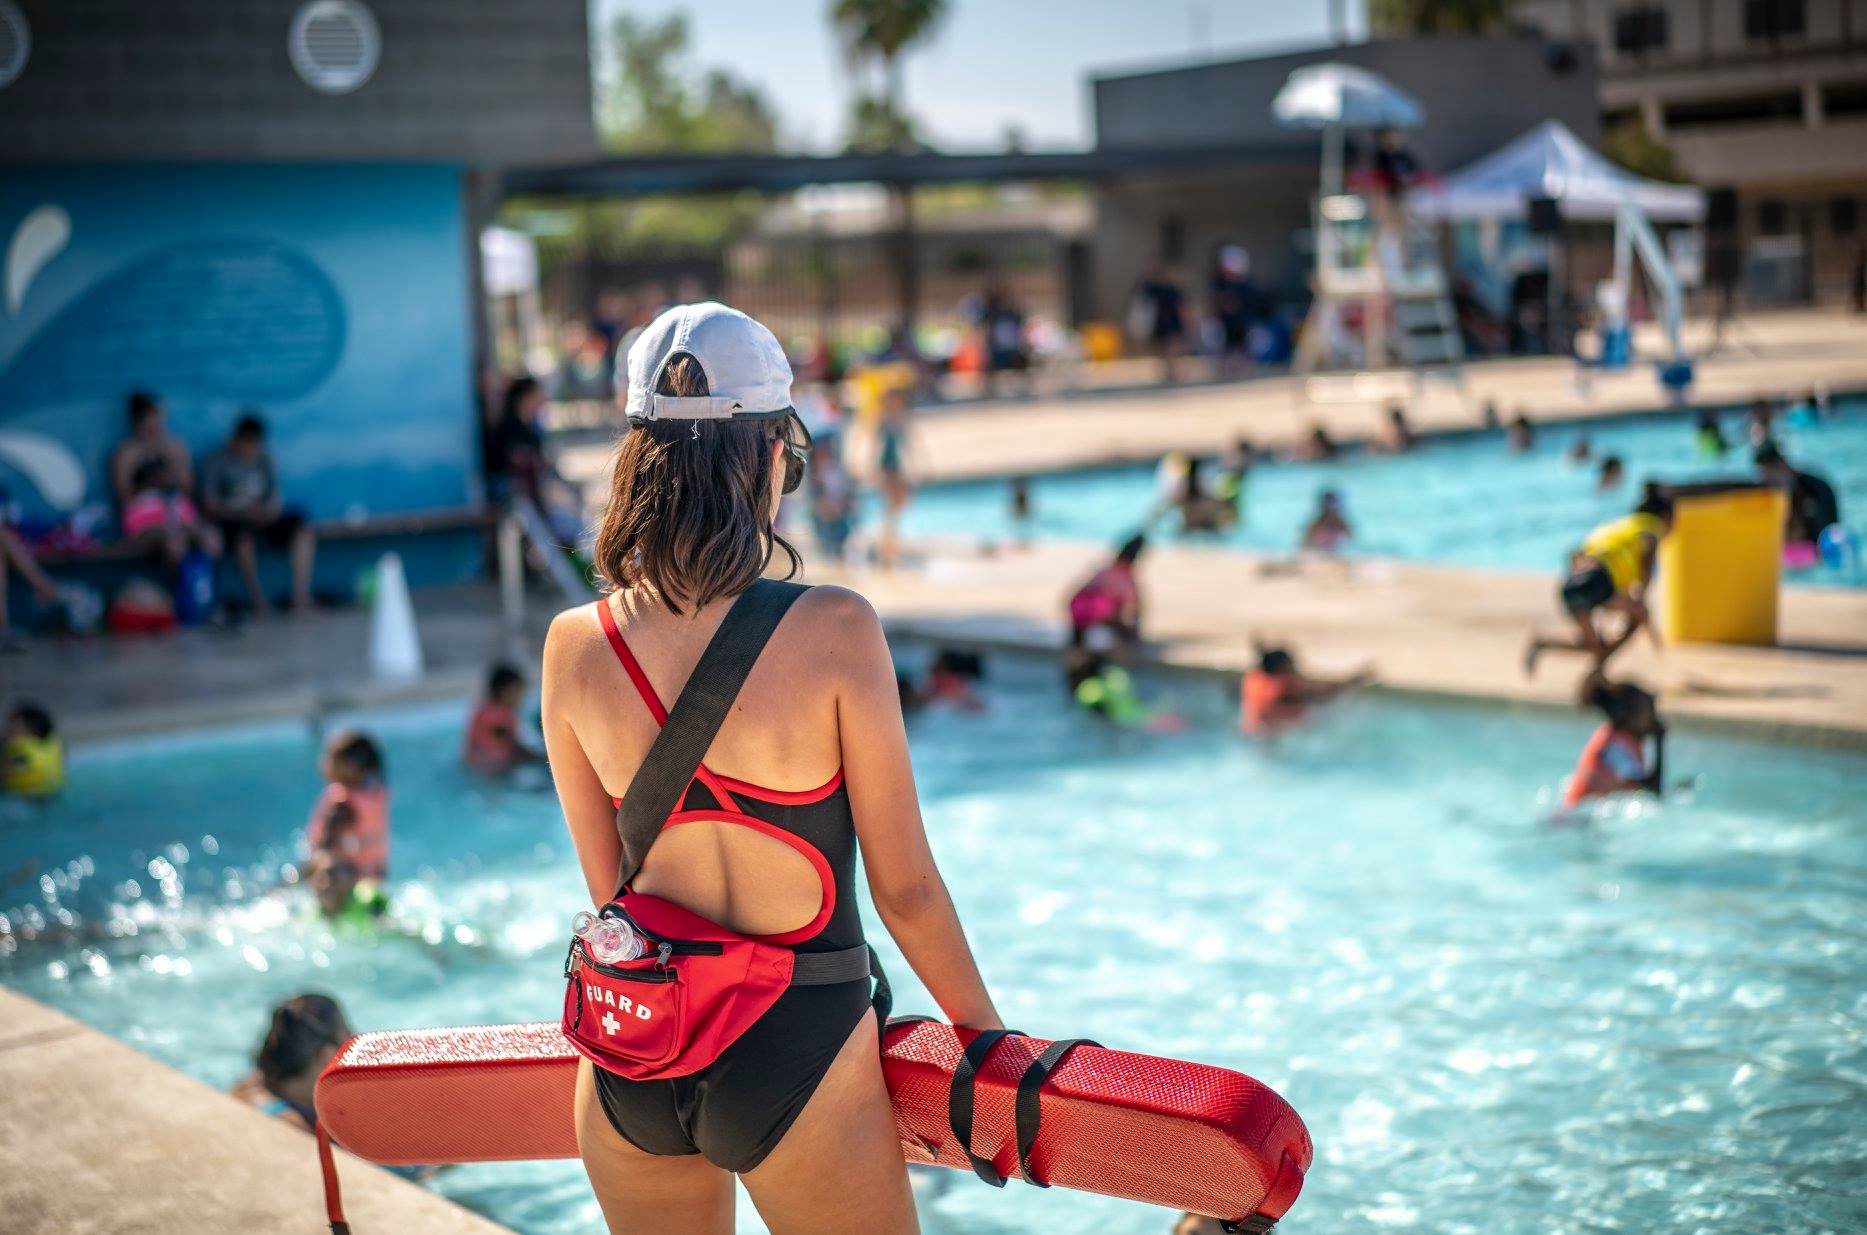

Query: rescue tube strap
<box><xmin>1221</xmin><ymin>1217</ymin><xmax>1278</xmax><ymax>1234</ymax></box>
<box><xmin>948</xmin><ymin>1028</ymin><xmax>1026</xmax><ymax>1186</ymax></box>
<box><xmin>1013</xmin><ymin>1037</ymin><xmax>1100</xmax><ymax>1187</ymax></box>
<box><xmin>316</xmin><ymin>1122</ymin><xmax>351</xmax><ymax>1235</ymax></box>
<box><xmin>611</xmin><ymin>579</ymin><xmax>809</xmax><ymax>891</ymax></box>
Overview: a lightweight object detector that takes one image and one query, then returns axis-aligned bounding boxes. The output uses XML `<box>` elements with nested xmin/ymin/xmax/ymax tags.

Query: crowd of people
<box><xmin>2</xmin><ymin>391</ymin><xmax>320</xmax><ymax>648</ymax></box>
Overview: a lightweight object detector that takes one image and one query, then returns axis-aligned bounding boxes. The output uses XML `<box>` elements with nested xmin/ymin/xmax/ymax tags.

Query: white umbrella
<box><xmin>1408</xmin><ymin>120</ymin><xmax>1706</xmax><ymax>222</ymax></box>
<box><xmin>1272</xmin><ymin>63</ymin><xmax>1424</xmax><ymax>131</ymax></box>
<box><xmin>1272</xmin><ymin>63</ymin><xmax>1424</xmax><ymax>195</ymax></box>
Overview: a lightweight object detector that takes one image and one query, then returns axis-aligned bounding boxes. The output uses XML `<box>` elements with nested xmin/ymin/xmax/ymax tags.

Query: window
<box><xmin>1832</xmin><ymin>199</ymin><xmax>1860</xmax><ymax>238</ymax></box>
<box><xmin>1744</xmin><ymin>0</ymin><xmax>1805</xmax><ymax>41</ymax></box>
<box><xmin>1612</xmin><ymin>6</ymin><xmax>1669</xmax><ymax>56</ymax></box>
<box><xmin>1663</xmin><ymin>91</ymin><xmax>1803</xmax><ymax>129</ymax></box>
<box><xmin>1823</xmin><ymin>81</ymin><xmax>1867</xmax><ymax>120</ymax></box>
<box><xmin>1756</xmin><ymin>200</ymin><xmax>1788</xmax><ymax>235</ymax></box>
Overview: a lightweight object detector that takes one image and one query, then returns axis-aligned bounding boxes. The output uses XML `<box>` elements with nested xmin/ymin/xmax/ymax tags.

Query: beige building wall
<box><xmin>1512</xmin><ymin>0</ymin><xmax>1867</xmax><ymax>303</ymax></box>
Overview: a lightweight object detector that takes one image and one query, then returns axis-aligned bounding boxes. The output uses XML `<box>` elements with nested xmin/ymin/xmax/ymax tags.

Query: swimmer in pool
<box><xmin>898</xmin><ymin>648</ymin><xmax>987</xmax><ymax>714</ymax></box>
<box><xmin>464</xmin><ymin>663</ymin><xmax>545</xmax><ymax>776</ymax></box>
<box><xmin>1567</xmin><ymin>433</ymin><xmax>1593</xmax><ymax>465</ymax></box>
<box><xmin>1525</xmin><ymin>488</ymin><xmax>1674</xmax><ymax>675</ymax></box>
<box><xmin>1064</xmin><ymin>633</ymin><xmax>1186</xmax><ymax>732</ymax></box>
<box><xmin>1239</xmin><ymin>644</ymin><xmax>1372</xmax><ymax>736</ymax></box>
<box><xmin>232</xmin><ymin>993</ymin><xmax>354</xmax><ymax>1129</ymax></box>
<box><xmin>1693</xmin><ymin>410</ymin><xmax>1728</xmax><ymax>457</ymax></box>
<box><xmin>1300</xmin><ymin>489</ymin><xmax>1352</xmax><ymax>553</ymax></box>
<box><xmin>1596</xmin><ymin>454</ymin><xmax>1625</xmax><ymax>493</ymax></box>
<box><xmin>2</xmin><ymin>701</ymin><xmax>63</xmax><ymax>798</ymax></box>
<box><xmin>306</xmin><ymin>729</ymin><xmax>390</xmax><ymax>885</ymax></box>
<box><xmin>1561</xmin><ymin>674</ymin><xmax>1666</xmax><ymax>810</ymax></box>
<box><xmin>1507</xmin><ymin>412</ymin><xmax>1535</xmax><ymax>453</ymax></box>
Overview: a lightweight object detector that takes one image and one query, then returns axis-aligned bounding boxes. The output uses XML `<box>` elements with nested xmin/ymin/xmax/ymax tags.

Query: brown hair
<box><xmin>257</xmin><ymin>993</ymin><xmax>352</xmax><ymax>1086</ymax></box>
<box><xmin>593</xmin><ymin>354</ymin><xmax>800</xmax><ymax>613</ymax></box>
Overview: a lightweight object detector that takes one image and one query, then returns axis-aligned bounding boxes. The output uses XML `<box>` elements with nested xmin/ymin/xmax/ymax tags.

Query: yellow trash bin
<box><xmin>1656</xmin><ymin>482</ymin><xmax>1787</xmax><ymax>646</ymax></box>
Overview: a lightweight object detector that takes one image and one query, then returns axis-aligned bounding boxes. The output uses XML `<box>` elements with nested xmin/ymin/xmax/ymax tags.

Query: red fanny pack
<box><xmin>560</xmin><ymin>581</ymin><xmax>879</xmax><ymax>1081</ymax></box>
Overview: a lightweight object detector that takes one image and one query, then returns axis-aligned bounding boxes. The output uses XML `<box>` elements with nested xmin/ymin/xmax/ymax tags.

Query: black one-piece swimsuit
<box><xmin>591</xmin><ymin>599</ymin><xmax>873</xmax><ymax>1172</ymax></box>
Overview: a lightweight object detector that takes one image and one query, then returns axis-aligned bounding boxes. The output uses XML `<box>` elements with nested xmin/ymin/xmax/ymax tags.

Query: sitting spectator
<box><xmin>109</xmin><ymin>390</ymin><xmax>195</xmax><ymax>512</ymax></box>
<box><xmin>201</xmin><ymin>412</ymin><xmax>317</xmax><ymax>614</ymax></box>
<box><xmin>2</xmin><ymin>701</ymin><xmax>63</xmax><ymax>798</ymax></box>
<box><xmin>1067</xmin><ymin>534</ymin><xmax>1146</xmax><ymax>650</ymax></box>
<box><xmin>1757</xmin><ymin>444</ymin><xmax>1841</xmax><ymax>550</ymax></box>
<box><xmin>484</xmin><ymin>376</ymin><xmax>550</xmax><ymax>507</ymax></box>
<box><xmin>464</xmin><ymin>663</ymin><xmax>544</xmax><ymax>776</ymax></box>
<box><xmin>121</xmin><ymin>456</ymin><xmax>221</xmax><ymax>564</ymax></box>
<box><xmin>231</xmin><ymin>994</ymin><xmax>354</xmax><ymax>1129</ymax></box>
<box><xmin>0</xmin><ymin>525</ymin><xmax>67</xmax><ymax>651</ymax></box>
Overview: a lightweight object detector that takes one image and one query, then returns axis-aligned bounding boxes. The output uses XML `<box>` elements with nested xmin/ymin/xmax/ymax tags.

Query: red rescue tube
<box><xmin>315</xmin><ymin>1020</ymin><xmax>1310</xmax><ymax>1227</ymax></box>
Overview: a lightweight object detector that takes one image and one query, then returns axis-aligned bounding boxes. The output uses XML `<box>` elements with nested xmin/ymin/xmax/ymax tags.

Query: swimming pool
<box><xmin>900</xmin><ymin>400</ymin><xmax>1867</xmax><ymax>587</ymax></box>
<box><xmin>4</xmin><ymin>659</ymin><xmax>1864</xmax><ymax>1234</ymax></box>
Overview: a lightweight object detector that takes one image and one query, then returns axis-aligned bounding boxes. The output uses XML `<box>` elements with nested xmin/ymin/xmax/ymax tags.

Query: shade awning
<box><xmin>1408</xmin><ymin>120</ymin><xmax>1704</xmax><ymax>223</ymax></box>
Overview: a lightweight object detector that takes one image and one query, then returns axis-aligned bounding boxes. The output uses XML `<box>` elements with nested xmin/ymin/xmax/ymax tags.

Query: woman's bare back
<box><xmin>548</xmin><ymin>586</ymin><xmax>849</xmax><ymax>935</ymax></box>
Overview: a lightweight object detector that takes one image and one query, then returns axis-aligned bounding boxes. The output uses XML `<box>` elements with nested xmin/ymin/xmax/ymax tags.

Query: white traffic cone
<box><xmin>368</xmin><ymin>551</ymin><xmax>424</xmax><ymax>682</ymax></box>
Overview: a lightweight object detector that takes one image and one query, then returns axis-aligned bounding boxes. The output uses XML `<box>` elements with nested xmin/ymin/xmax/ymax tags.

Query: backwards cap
<box><xmin>623</xmin><ymin>302</ymin><xmax>794</xmax><ymax>424</ymax></box>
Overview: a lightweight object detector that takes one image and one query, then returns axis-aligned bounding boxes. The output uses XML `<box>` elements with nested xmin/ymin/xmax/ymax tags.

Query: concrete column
<box><xmin>1641</xmin><ymin>97</ymin><xmax>1665</xmax><ymax>138</ymax></box>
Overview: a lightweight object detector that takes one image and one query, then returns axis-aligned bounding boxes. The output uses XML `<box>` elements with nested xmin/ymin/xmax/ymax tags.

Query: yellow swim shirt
<box><xmin>1582</xmin><ymin>512</ymin><xmax>1666</xmax><ymax>596</ymax></box>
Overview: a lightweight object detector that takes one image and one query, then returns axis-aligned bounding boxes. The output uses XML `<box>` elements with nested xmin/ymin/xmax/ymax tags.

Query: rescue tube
<box><xmin>315</xmin><ymin>1019</ymin><xmax>1310</xmax><ymax>1230</ymax></box>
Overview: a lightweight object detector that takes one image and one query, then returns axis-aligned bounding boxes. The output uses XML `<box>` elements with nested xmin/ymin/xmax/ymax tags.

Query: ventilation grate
<box><xmin>288</xmin><ymin>0</ymin><xmax>380</xmax><ymax>95</ymax></box>
<box><xmin>0</xmin><ymin>1</ymin><xmax>29</xmax><ymax>92</ymax></box>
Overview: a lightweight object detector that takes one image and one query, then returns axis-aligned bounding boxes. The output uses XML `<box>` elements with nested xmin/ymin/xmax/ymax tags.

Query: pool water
<box><xmin>900</xmin><ymin>401</ymin><xmax>1867</xmax><ymax>587</ymax></box>
<box><xmin>4</xmin><ymin>660</ymin><xmax>1865</xmax><ymax>1234</ymax></box>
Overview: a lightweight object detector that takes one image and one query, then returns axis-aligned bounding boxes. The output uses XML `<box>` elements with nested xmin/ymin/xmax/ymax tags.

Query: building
<box><xmin>1511</xmin><ymin>0</ymin><xmax>1867</xmax><ymax>303</ymax></box>
<box><xmin>1088</xmin><ymin>35</ymin><xmax>1601</xmax><ymax>322</ymax></box>
<box><xmin>0</xmin><ymin>0</ymin><xmax>596</xmax><ymax>589</ymax></box>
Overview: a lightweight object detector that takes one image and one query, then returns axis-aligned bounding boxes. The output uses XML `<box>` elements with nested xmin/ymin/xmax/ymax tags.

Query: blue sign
<box><xmin>0</xmin><ymin>164</ymin><xmax>479</xmax><ymax>521</ymax></box>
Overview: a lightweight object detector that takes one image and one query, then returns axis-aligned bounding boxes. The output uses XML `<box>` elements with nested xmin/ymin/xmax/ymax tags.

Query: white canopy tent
<box><xmin>1409</xmin><ymin>120</ymin><xmax>1704</xmax><ymax>222</ymax></box>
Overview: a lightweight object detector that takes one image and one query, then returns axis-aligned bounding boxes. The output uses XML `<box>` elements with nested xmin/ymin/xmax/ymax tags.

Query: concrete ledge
<box><xmin>0</xmin><ymin>989</ymin><xmax>512</xmax><ymax>1235</ymax></box>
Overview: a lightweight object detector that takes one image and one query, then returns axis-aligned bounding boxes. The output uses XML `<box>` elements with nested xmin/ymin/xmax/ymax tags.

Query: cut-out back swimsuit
<box><xmin>589</xmin><ymin>599</ymin><xmax>874</xmax><ymax>1172</ymax></box>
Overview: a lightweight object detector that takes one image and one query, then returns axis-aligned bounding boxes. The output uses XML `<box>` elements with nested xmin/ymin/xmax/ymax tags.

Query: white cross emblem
<box><xmin>601</xmin><ymin>1011</ymin><xmax>621</xmax><ymax>1036</ymax></box>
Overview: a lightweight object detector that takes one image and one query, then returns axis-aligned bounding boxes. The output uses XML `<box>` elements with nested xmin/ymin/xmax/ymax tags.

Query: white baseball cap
<box><xmin>623</xmin><ymin>302</ymin><xmax>794</xmax><ymax>424</ymax></box>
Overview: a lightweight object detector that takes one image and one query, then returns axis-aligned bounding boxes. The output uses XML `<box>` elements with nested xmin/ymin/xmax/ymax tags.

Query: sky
<box><xmin>589</xmin><ymin>0</ymin><xmax>1367</xmax><ymax>152</ymax></box>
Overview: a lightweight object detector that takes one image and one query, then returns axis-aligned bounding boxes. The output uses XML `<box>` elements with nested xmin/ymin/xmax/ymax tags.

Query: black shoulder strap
<box><xmin>612</xmin><ymin>579</ymin><xmax>808</xmax><ymax>891</ymax></box>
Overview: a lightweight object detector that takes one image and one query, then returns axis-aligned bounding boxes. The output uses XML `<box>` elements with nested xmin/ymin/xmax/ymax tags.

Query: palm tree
<box><xmin>1368</xmin><ymin>0</ymin><xmax>1509</xmax><ymax>36</ymax></box>
<box><xmin>829</xmin><ymin>0</ymin><xmax>947</xmax><ymax>152</ymax></box>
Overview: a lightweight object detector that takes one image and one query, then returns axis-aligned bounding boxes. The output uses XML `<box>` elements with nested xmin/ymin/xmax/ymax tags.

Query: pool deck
<box><xmin>515</xmin><ymin>306</ymin><xmax>1867</xmax><ymax>494</ymax></box>
<box><xmin>895</xmin><ymin>307</ymin><xmax>1867</xmax><ymax>483</ymax></box>
<box><xmin>0</xmin><ymin>988</ymin><xmax>513</xmax><ymax>1235</ymax></box>
<box><xmin>830</xmin><ymin>538</ymin><xmax>1867</xmax><ymax>747</ymax></box>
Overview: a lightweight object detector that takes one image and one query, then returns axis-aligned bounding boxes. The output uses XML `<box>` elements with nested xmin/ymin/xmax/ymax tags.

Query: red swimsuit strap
<box><xmin>596</xmin><ymin>598</ymin><xmax>739</xmax><ymax>809</ymax></box>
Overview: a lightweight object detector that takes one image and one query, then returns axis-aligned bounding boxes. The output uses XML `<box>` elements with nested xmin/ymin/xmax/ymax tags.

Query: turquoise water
<box><xmin>900</xmin><ymin>401</ymin><xmax>1867</xmax><ymax>587</ymax></box>
<box><xmin>3</xmin><ymin>660</ymin><xmax>1865</xmax><ymax>1234</ymax></box>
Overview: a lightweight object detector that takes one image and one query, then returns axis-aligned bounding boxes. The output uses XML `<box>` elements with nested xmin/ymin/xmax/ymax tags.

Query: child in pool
<box><xmin>1300</xmin><ymin>489</ymin><xmax>1352</xmax><ymax>552</ymax></box>
<box><xmin>1064</xmin><ymin>630</ymin><xmax>1185</xmax><ymax>732</ymax></box>
<box><xmin>232</xmin><ymin>994</ymin><xmax>354</xmax><ymax>1129</ymax></box>
<box><xmin>1562</xmin><ymin>674</ymin><xmax>1666</xmax><ymax>809</ymax></box>
<box><xmin>464</xmin><ymin>663</ymin><xmax>544</xmax><ymax>776</ymax></box>
<box><xmin>897</xmin><ymin>648</ymin><xmax>988</xmax><ymax>714</ymax></box>
<box><xmin>2</xmin><ymin>701</ymin><xmax>63</xmax><ymax>798</ymax></box>
<box><xmin>1596</xmin><ymin>454</ymin><xmax>1624</xmax><ymax>493</ymax></box>
<box><xmin>306</xmin><ymin>729</ymin><xmax>390</xmax><ymax>882</ymax></box>
<box><xmin>1693</xmin><ymin>410</ymin><xmax>1728</xmax><ymax>457</ymax></box>
<box><xmin>1240</xmin><ymin>644</ymin><xmax>1372</xmax><ymax>736</ymax></box>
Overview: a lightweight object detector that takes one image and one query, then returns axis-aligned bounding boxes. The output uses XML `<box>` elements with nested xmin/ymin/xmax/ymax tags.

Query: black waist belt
<box><xmin>789</xmin><ymin>944</ymin><xmax>872</xmax><ymax>986</ymax></box>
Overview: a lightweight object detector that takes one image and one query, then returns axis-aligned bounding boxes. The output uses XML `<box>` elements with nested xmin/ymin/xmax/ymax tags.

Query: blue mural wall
<box><xmin>0</xmin><ymin>164</ymin><xmax>480</xmax><ymax>531</ymax></box>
